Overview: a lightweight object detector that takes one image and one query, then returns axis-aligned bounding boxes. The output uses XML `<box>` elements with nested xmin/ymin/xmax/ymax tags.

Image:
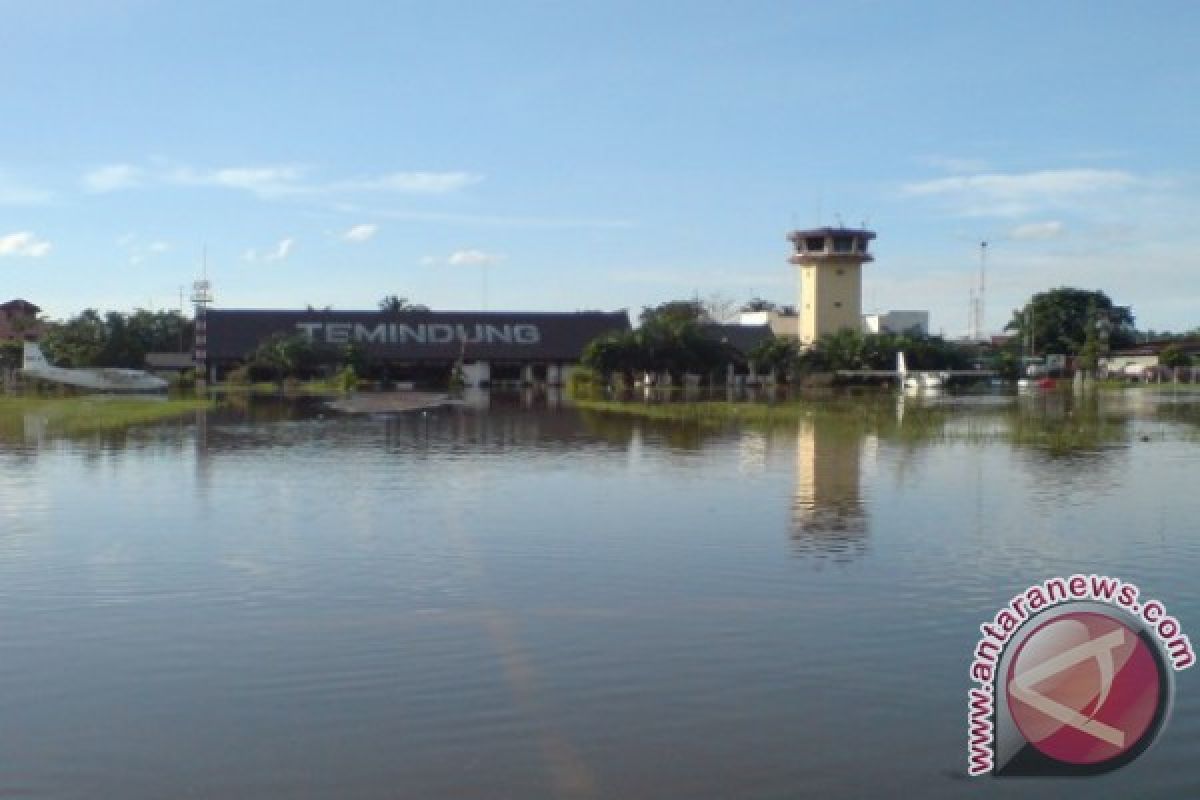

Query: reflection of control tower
<box><xmin>792</xmin><ymin>420</ymin><xmax>867</xmax><ymax>558</ymax></box>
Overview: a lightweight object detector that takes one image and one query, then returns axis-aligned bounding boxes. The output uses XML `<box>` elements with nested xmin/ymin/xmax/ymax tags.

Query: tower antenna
<box><xmin>968</xmin><ymin>287</ymin><xmax>977</xmax><ymax>339</ymax></box>
<box><xmin>191</xmin><ymin>245</ymin><xmax>214</xmax><ymax>385</ymax></box>
<box><xmin>978</xmin><ymin>241</ymin><xmax>988</xmax><ymax>340</ymax></box>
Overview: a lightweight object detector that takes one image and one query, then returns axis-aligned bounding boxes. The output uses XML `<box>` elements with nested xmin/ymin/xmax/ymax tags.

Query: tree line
<box><xmin>579</xmin><ymin>299</ymin><xmax>974</xmax><ymax>385</ymax></box>
<box><xmin>41</xmin><ymin>309</ymin><xmax>193</xmax><ymax>369</ymax></box>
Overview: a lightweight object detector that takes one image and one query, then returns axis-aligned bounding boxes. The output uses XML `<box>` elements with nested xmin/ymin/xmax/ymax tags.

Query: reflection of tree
<box><xmin>792</xmin><ymin>419</ymin><xmax>867</xmax><ymax>560</ymax></box>
<box><xmin>575</xmin><ymin>410</ymin><xmax>708</xmax><ymax>451</ymax></box>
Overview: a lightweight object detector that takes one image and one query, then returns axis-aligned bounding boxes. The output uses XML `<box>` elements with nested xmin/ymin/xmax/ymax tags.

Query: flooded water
<box><xmin>1</xmin><ymin>390</ymin><xmax>1198</xmax><ymax>798</ymax></box>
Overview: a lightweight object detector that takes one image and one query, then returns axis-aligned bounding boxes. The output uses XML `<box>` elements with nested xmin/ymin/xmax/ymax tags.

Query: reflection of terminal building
<box><xmin>792</xmin><ymin>420</ymin><xmax>867</xmax><ymax>558</ymax></box>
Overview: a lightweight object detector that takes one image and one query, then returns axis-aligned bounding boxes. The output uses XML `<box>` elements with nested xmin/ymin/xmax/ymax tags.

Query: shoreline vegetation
<box><xmin>0</xmin><ymin>394</ymin><xmax>213</xmax><ymax>436</ymax></box>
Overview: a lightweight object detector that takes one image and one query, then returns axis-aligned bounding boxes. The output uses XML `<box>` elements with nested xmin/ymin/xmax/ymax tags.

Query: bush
<box><xmin>566</xmin><ymin>368</ymin><xmax>602</xmax><ymax>397</ymax></box>
<box><xmin>1159</xmin><ymin>344</ymin><xmax>1193</xmax><ymax>369</ymax></box>
<box><xmin>448</xmin><ymin>362</ymin><xmax>466</xmax><ymax>392</ymax></box>
<box><xmin>332</xmin><ymin>365</ymin><xmax>358</xmax><ymax>392</ymax></box>
<box><xmin>167</xmin><ymin>368</ymin><xmax>196</xmax><ymax>390</ymax></box>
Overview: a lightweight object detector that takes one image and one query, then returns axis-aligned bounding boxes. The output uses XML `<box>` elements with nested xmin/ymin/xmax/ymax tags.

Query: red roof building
<box><xmin>0</xmin><ymin>299</ymin><xmax>46</xmax><ymax>341</ymax></box>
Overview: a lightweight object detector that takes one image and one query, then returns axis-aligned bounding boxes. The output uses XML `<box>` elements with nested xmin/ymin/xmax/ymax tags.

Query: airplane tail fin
<box><xmin>896</xmin><ymin>351</ymin><xmax>908</xmax><ymax>377</ymax></box>
<box><xmin>22</xmin><ymin>341</ymin><xmax>50</xmax><ymax>371</ymax></box>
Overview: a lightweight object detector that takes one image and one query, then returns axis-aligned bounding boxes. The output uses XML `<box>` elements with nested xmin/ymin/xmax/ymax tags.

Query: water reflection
<box><xmin>791</xmin><ymin>420</ymin><xmax>867</xmax><ymax>560</ymax></box>
<box><xmin>3</xmin><ymin>389</ymin><xmax>1200</xmax><ymax>799</ymax></box>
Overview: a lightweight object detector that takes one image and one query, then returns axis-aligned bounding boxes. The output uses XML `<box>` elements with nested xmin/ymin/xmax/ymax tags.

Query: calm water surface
<box><xmin>1</xmin><ymin>390</ymin><xmax>1198</xmax><ymax>799</ymax></box>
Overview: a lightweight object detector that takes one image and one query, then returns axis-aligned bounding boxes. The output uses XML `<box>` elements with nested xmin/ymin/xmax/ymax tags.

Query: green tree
<box><xmin>748</xmin><ymin>336</ymin><xmax>799</xmax><ymax>380</ymax></box>
<box><xmin>0</xmin><ymin>341</ymin><xmax>21</xmax><ymax>370</ymax></box>
<box><xmin>40</xmin><ymin>309</ymin><xmax>192</xmax><ymax>368</ymax></box>
<box><xmin>341</xmin><ymin>342</ymin><xmax>368</xmax><ymax>374</ymax></box>
<box><xmin>582</xmin><ymin>318</ymin><xmax>737</xmax><ymax>385</ymax></box>
<box><xmin>803</xmin><ymin>329</ymin><xmax>971</xmax><ymax>373</ymax></box>
<box><xmin>1005</xmin><ymin>288</ymin><xmax>1135</xmax><ymax>356</ymax></box>
<box><xmin>581</xmin><ymin>331</ymin><xmax>644</xmax><ymax>383</ymax></box>
<box><xmin>41</xmin><ymin>310</ymin><xmax>108</xmax><ymax>366</ymax></box>
<box><xmin>126</xmin><ymin>309</ymin><xmax>192</xmax><ymax>354</ymax></box>
<box><xmin>1159</xmin><ymin>344</ymin><xmax>1193</xmax><ymax>369</ymax></box>
<box><xmin>813</xmin><ymin>328</ymin><xmax>867</xmax><ymax>371</ymax></box>
<box><xmin>378</xmin><ymin>295</ymin><xmax>429</xmax><ymax>313</ymax></box>
<box><xmin>639</xmin><ymin>299</ymin><xmax>710</xmax><ymax>327</ymax></box>
<box><xmin>250</xmin><ymin>333</ymin><xmax>324</xmax><ymax>382</ymax></box>
<box><xmin>1077</xmin><ymin>301</ymin><xmax>1102</xmax><ymax>374</ymax></box>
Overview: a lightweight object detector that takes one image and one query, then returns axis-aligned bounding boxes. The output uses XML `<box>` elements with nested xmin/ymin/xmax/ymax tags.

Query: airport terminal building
<box><xmin>201</xmin><ymin>309</ymin><xmax>631</xmax><ymax>386</ymax></box>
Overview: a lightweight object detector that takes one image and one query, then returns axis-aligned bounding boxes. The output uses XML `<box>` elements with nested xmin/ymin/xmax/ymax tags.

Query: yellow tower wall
<box><xmin>798</xmin><ymin>258</ymin><xmax>863</xmax><ymax>346</ymax></box>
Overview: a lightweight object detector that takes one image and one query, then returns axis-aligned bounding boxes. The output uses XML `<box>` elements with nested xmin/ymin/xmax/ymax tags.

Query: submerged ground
<box><xmin>0</xmin><ymin>388</ymin><xmax>1197</xmax><ymax>798</ymax></box>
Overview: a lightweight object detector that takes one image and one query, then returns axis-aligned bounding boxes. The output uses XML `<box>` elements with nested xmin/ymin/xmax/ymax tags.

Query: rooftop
<box><xmin>0</xmin><ymin>299</ymin><xmax>41</xmax><ymax>314</ymax></box>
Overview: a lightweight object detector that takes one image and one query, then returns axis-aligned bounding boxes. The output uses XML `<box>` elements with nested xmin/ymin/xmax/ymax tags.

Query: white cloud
<box><xmin>81</xmin><ymin>160</ymin><xmax>482</xmax><ymax>200</ymax></box>
<box><xmin>245</xmin><ymin>238</ymin><xmax>294</xmax><ymax>263</ymax></box>
<box><xmin>1009</xmin><ymin>221</ymin><xmax>1065</xmax><ymax>241</ymax></box>
<box><xmin>901</xmin><ymin>168</ymin><xmax>1141</xmax><ymax>217</ymax></box>
<box><xmin>0</xmin><ymin>231</ymin><xmax>52</xmax><ymax>258</ymax></box>
<box><xmin>352</xmin><ymin>203</ymin><xmax>634</xmax><ymax>229</ymax></box>
<box><xmin>447</xmin><ymin>248</ymin><xmax>504</xmax><ymax>266</ymax></box>
<box><xmin>341</xmin><ymin>223</ymin><xmax>378</xmax><ymax>243</ymax></box>
<box><xmin>419</xmin><ymin>248</ymin><xmax>507</xmax><ymax>266</ymax></box>
<box><xmin>83</xmin><ymin>163</ymin><xmax>143</xmax><ymax>193</ymax></box>
<box><xmin>167</xmin><ymin>164</ymin><xmax>308</xmax><ymax>198</ymax></box>
<box><xmin>271</xmin><ymin>239</ymin><xmax>294</xmax><ymax>261</ymax></box>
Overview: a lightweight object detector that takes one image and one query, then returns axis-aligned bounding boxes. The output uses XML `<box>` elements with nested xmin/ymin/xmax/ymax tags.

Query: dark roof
<box><xmin>1112</xmin><ymin>339</ymin><xmax>1200</xmax><ymax>356</ymax></box>
<box><xmin>787</xmin><ymin>227</ymin><xmax>876</xmax><ymax>241</ymax></box>
<box><xmin>204</xmin><ymin>309</ymin><xmax>631</xmax><ymax>362</ymax></box>
<box><xmin>700</xmin><ymin>324</ymin><xmax>775</xmax><ymax>355</ymax></box>
<box><xmin>146</xmin><ymin>352</ymin><xmax>196</xmax><ymax>370</ymax></box>
<box><xmin>0</xmin><ymin>299</ymin><xmax>40</xmax><ymax>313</ymax></box>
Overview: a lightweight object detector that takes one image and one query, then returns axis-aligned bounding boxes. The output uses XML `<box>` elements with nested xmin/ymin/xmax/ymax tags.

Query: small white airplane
<box><xmin>21</xmin><ymin>341</ymin><xmax>169</xmax><ymax>393</ymax></box>
<box><xmin>835</xmin><ymin>352</ymin><xmax>996</xmax><ymax>387</ymax></box>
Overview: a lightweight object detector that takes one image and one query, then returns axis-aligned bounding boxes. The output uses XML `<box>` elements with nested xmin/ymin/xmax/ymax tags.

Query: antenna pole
<box><xmin>968</xmin><ymin>288</ymin><xmax>976</xmax><ymax>339</ymax></box>
<box><xmin>979</xmin><ymin>241</ymin><xmax>988</xmax><ymax>339</ymax></box>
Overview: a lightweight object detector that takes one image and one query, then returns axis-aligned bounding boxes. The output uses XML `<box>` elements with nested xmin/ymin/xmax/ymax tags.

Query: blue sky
<box><xmin>2</xmin><ymin>1</ymin><xmax>1198</xmax><ymax>333</ymax></box>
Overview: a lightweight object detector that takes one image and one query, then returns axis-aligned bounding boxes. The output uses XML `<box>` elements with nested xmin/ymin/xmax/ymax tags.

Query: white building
<box><xmin>862</xmin><ymin>310</ymin><xmax>929</xmax><ymax>336</ymax></box>
<box><xmin>738</xmin><ymin>309</ymin><xmax>799</xmax><ymax>338</ymax></box>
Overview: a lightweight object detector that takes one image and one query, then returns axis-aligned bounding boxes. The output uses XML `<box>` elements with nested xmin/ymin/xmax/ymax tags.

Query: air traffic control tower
<box><xmin>787</xmin><ymin>227</ymin><xmax>875</xmax><ymax>346</ymax></box>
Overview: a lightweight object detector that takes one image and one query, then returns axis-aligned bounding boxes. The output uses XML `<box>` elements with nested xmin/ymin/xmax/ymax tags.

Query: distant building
<box><xmin>1101</xmin><ymin>339</ymin><xmax>1200</xmax><ymax>378</ymax></box>
<box><xmin>738</xmin><ymin>308</ymin><xmax>799</xmax><ymax>338</ymax></box>
<box><xmin>787</xmin><ymin>227</ymin><xmax>876</xmax><ymax>346</ymax></box>
<box><xmin>701</xmin><ymin>323</ymin><xmax>775</xmax><ymax>357</ymax></box>
<box><xmin>862</xmin><ymin>310</ymin><xmax>929</xmax><ymax>336</ymax></box>
<box><xmin>0</xmin><ymin>299</ymin><xmax>45</xmax><ymax>341</ymax></box>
